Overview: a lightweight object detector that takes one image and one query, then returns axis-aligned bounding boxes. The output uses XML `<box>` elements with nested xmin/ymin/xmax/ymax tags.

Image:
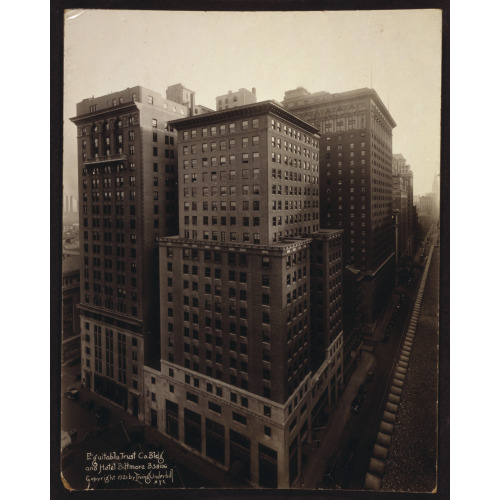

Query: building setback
<box><xmin>143</xmin><ymin>101</ymin><xmax>344</xmax><ymax>487</ymax></box>
<box><xmin>71</xmin><ymin>85</ymin><xmax>194</xmax><ymax>419</ymax></box>
<box><xmin>282</xmin><ymin>87</ymin><xmax>396</xmax><ymax>380</ymax></box>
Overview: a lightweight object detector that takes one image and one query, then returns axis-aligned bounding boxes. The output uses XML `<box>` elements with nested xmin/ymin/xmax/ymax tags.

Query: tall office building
<box><xmin>143</xmin><ymin>101</ymin><xmax>344</xmax><ymax>487</ymax></box>
<box><xmin>71</xmin><ymin>85</ymin><xmax>195</xmax><ymax>418</ymax></box>
<box><xmin>282</xmin><ymin>87</ymin><xmax>396</xmax><ymax>332</ymax></box>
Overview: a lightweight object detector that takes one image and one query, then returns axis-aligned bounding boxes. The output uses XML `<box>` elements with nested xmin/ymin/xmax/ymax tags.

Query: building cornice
<box><xmin>78</xmin><ymin>303</ymin><xmax>144</xmax><ymax>329</ymax></box>
<box><xmin>169</xmin><ymin>100</ymin><xmax>320</xmax><ymax>135</ymax></box>
<box><xmin>158</xmin><ymin>236</ymin><xmax>313</xmax><ymax>255</ymax></box>
<box><xmin>282</xmin><ymin>87</ymin><xmax>396</xmax><ymax>129</ymax></box>
<box><xmin>70</xmin><ymin>102</ymin><xmax>138</xmax><ymax>125</ymax></box>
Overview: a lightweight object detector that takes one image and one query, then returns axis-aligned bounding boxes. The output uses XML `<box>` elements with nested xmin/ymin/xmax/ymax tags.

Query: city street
<box><xmin>381</xmin><ymin>225</ymin><xmax>440</xmax><ymax>491</ymax></box>
<box><xmin>315</xmin><ymin>228</ymin><xmax>437</xmax><ymax>490</ymax></box>
<box><xmin>319</xmin><ymin>276</ymin><xmax>421</xmax><ymax>489</ymax></box>
<box><xmin>61</xmin><ymin>363</ymin><xmax>95</xmax><ymax>438</ymax></box>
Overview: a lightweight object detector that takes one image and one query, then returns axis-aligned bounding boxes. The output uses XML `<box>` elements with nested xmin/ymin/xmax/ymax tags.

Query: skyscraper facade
<box><xmin>71</xmin><ymin>85</ymin><xmax>191</xmax><ymax>418</ymax></box>
<box><xmin>282</xmin><ymin>87</ymin><xmax>396</xmax><ymax>334</ymax></box>
<box><xmin>143</xmin><ymin>101</ymin><xmax>344</xmax><ymax>487</ymax></box>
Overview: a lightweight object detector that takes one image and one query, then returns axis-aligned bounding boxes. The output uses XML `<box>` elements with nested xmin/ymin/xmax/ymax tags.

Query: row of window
<box><xmin>184</xmin><ymin>136</ymin><xmax>260</xmax><ymax>150</ymax></box>
<box><xmin>270</xmin><ymin>120</ymin><xmax>318</xmax><ymax>148</ymax></box>
<box><xmin>182</xmin><ymin>230</ymin><xmax>262</xmax><ymax>244</ymax></box>
<box><xmin>182</xmin><ymin>119</ymin><xmax>260</xmax><ymax>140</ymax></box>
<box><xmin>270</xmin><ymin>154</ymin><xmax>318</xmax><ymax>172</ymax></box>
<box><xmin>168</xmin><ymin>248</ymin><xmax>272</xmax><ymax>269</ymax></box>
<box><xmin>271</xmin><ymin>137</ymin><xmax>318</xmax><ymax>159</ymax></box>
<box><xmin>183</xmin><ymin>153</ymin><xmax>260</xmax><ymax>168</ymax></box>
<box><xmin>166</xmin><ymin>271</ymin><xmax>275</xmax><ymax>289</ymax></box>
<box><xmin>183</xmin><ymin>215</ymin><xmax>261</xmax><ymax>227</ymax></box>
<box><xmin>271</xmin><ymin>199</ymin><xmax>319</xmax><ymax>211</ymax></box>
<box><xmin>180</xmin><ymin>386</ymin><xmax>272</xmax><ymax>424</ymax></box>
<box><xmin>83</xmin><ymin>164</ymin><xmax>130</xmax><ymax>176</ymax></box>
<box><xmin>182</xmin><ymin>168</ymin><xmax>260</xmax><ymax>182</ymax></box>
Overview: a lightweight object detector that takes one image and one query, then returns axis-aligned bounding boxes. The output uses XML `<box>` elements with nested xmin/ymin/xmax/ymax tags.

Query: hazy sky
<box><xmin>63</xmin><ymin>9</ymin><xmax>442</xmax><ymax>198</ymax></box>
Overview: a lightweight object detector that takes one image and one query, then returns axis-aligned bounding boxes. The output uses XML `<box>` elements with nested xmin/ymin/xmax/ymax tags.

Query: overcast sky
<box><xmin>63</xmin><ymin>9</ymin><xmax>442</xmax><ymax>199</ymax></box>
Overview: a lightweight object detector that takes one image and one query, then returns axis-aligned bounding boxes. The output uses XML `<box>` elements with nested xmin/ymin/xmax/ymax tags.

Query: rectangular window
<box><xmin>186</xmin><ymin>391</ymin><xmax>198</xmax><ymax>404</ymax></box>
<box><xmin>208</xmin><ymin>401</ymin><xmax>221</xmax><ymax>414</ymax></box>
<box><xmin>232</xmin><ymin>412</ymin><xmax>247</xmax><ymax>425</ymax></box>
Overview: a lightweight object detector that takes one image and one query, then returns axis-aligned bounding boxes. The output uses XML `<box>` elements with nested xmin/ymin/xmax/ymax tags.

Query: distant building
<box><xmin>71</xmin><ymin>84</ymin><xmax>201</xmax><ymax>418</ymax></box>
<box><xmin>62</xmin><ymin>255</ymin><xmax>81</xmax><ymax>365</ymax></box>
<box><xmin>143</xmin><ymin>101</ymin><xmax>344</xmax><ymax>488</ymax></box>
<box><xmin>392</xmin><ymin>154</ymin><xmax>414</xmax><ymax>261</ymax></box>
<box><xmin>393</xmin><ymin>153</ymin><xmax>411</xmax><ymax>174</ymax></box>
<box><xmin>193</xmin><ymin>104</ymin><xmax>214</xmax><ymax>115</ymax></box>
<box><xmin>65</xmin><ymin>195</ymin><xmax>77</xmax><ymax>214</ymax></box>
<box><xmin>216</xmin><ymin>88</ymin><xmax>257</xmax><ymax>110</ymax></box>
<box><xmin>419</xmin><ymin>193</ymin><xmax>438</xmax><ymax>221</ymax></box>
<box><xmin>432</xmin><ymin>172</ymin><xmax>440</xmax><ymax>196</ymax></box>
<box><xmin>166</xmin><ymin>83</ymin><xmax>196</xmax><ymax>114</ymax></box>
<box><xmin>166</xmin><ymin>83</ymin><xmax>214</xmax><ymax>116</ymax></box>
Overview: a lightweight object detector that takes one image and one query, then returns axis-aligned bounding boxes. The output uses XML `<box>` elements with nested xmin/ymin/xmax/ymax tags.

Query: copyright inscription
<box><xmin>85</xmin><ymin>451</ymin><xmax>175</xmax><ymax>488</ymax></box>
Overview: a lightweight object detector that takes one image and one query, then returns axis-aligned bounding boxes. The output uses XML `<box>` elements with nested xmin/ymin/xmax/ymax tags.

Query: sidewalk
<box><xmin>299</xmin><ymin>351</ymin><xmax>375</xmax><ymax>489</ymax></box>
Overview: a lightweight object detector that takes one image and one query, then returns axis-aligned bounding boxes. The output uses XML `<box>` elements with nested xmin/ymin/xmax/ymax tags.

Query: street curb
<box><xmin>364</xmin><ymin>242</ymin><xmax>435</xmax><ymax>490</ymax></box>
<box><xmin>364</xmin><ymin>472</ymin><xmax>381</xmax><ymax>490</ymax></box>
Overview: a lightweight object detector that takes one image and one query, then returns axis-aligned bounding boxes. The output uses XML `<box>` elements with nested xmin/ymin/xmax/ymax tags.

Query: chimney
<box><xmin>70</xmin><ymin>195</ymin><xmax>74</xmax><ymax>213</ymax></box>
<box><xmin>252</xmin><ymin>87</ymin><xmax>256</xmax><ymax>95</ymax></box>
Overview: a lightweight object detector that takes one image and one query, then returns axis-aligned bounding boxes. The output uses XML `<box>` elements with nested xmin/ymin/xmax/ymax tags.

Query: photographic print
<box><xmin>60</xmin><ymin>7</ymin><xmax>445</xmax><ymax>494</ymax></box>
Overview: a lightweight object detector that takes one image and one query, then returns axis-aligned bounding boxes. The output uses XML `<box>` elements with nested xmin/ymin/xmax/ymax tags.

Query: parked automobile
<box><xmin>366</xmin><ymin>370</ymin><xmax>375</xmax><ymax>382</ymax></box>
<box><xmin>64</xmin><ymin>388</ymin><xmax>79</xmax><ymax>401</ymax></box>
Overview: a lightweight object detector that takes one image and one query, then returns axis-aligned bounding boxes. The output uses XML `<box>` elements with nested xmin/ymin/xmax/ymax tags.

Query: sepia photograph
<box><xmin>57</xmin><ymin>5</ymin><xmax>447</xmax><ymax>496</ymax></box>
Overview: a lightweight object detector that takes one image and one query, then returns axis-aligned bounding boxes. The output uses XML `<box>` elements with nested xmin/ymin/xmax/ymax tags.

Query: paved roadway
<box><xmin>380</xmin><ymin>226</ymin><xmax>440</xmax><ymax>491</ymax></box>
<box><xmin>345</xmin><ymin>226</ymin><xmax>438</xmax><ymax>490</ymax></box>
<box><xmin>318</xmin><ymin>268</ymin><xmax>422</xmax><ymax>489</ymax></box>
<box><xmin>316</xmin><ymin>227</ymin><xmax>437</xmax><ymax>490</ymax></box>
